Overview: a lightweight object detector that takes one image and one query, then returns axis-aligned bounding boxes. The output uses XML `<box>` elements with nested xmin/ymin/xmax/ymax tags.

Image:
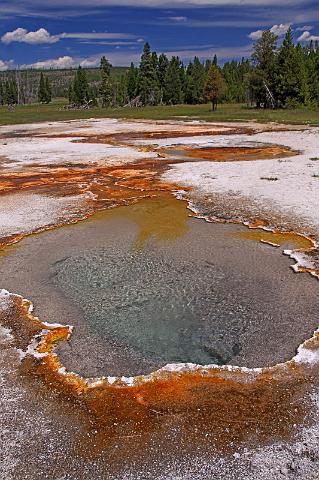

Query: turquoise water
<box><xmin>50</xmin><ymin>214</ymin><xmax>319</xmax><ymax>374</ymax></box>
<box><xmin>54</xmin><ymin>247</ymin><xmax>248</xmax><ymax>366</ymax></box>
<box><xmin>1</xmin><ymin>199</ymin><xmax>318</xmax><ymax>377</ymax></box>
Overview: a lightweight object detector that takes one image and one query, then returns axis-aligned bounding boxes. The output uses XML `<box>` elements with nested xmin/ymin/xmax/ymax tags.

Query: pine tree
<box><xmin>126</xmin><ymin>63</ymin><xmax>138</xmax><ymax>100</ymax></box>
<box><xmin>5</xmin><ymin>79</ymin><xmax>18</xmax><ymax>105</ymax></box>
<box><xmin>205</xmin><ymin>65</ymin><xmax>226</xmax><ymax>110</ymax></box>
<box><xmin>137</xmin><ymin>43</ymin><xmax>160</xmax><ymax>105</ymax></box>
<box><xmin>38</xmin><ymin>73</ymin><xmax>47</xmax><ymax>103</ymax></box>
<box><xmin>0</xmin><ymin>81</ymin><xmax>4</xmax><ymax>105</ymax></box>
<box><xmin>4</xmin><ymin>80</ymin><xmax>10</xmax><ymax>105</ymax></box>
<box><xmin>38</xmin><ymin>73</ymin><xmax>52</xmax><ymax>104</ymax></box>
<box><xmin>116</xmin><ymin>74</ymin><xmax>128</xmax><ymax>106</ymax></box>
<box><xmin>12</xmin><ymin>79</ymin><xmax>18</xmax><ymax>104</ymax></box>
<box><xmin>45</xmin><ymin>76</ymin><xmax>52</xmax><ymax>103</ymax></box>
<box><xmin>250</xmin><ymin>30</ymin><xmax>278</xmax><ymax>107</ymax></box>
<box><xmin>305</xmin><ymin>46</ymin><xmax>319</xmax><ymax>105</ymax></box>
<box><xmin>99</xmin><ymin>56</ymin><xmax>113</xmax><ymax>108</ymax></box>
<box><xmin>205</xmin><ymin>59</ymin><xmax>212</xmax><ymax>73</ymax></box>
<box><xmin>88</xmin><ymin>86</ymin><xmax>98</xmax><ymax>107</ymax></box>
<box><xmin>184</xmin><ymin>62</ymin><xmax>196</xmax><ymax>104</ymax></box>
<box><xmin>151</xmin><ymin>52</ymin><xmax>159</xmax><ymax>71</ymax></box>
<box><xmin>222</xmin><ymin>59</ymin><xmax>251</xmax><ymax>103</ymax></box>
<box><xmin>158</xmin><ymin>54</ymin><xmax>169</xmax><ymax>89</ymax></box>
<box><xmin>244</xmin><ymin>70</ymin><xmax>265</xmax><ymax>108</ymax></box>
<box><xmin>275</xmin><ymin>28</ymin><xmax>308</xmax><ymax>107</ymax></box>
<box><xmin>72</xmin><ymin>66</ymin><xmax>89</xmax><ymax>105</ymax></box>
<box><xmin>190</xmin><ymin>57</ymin><xmax>206</xmax><ymax>104</ymax></box>
<box><xmin>252</xmin><ymin>30</ymin><xmax>277</xmax><ymax>75</ymax></box>
<box><xmin>158</xmin><ymin>53</ymin><xmax>169</xmax><ymax>102</ymax></box>
<box><xmin>179</xmin><ymin>60</ymin><xmax>186</xmax><ymax>100</ymax></box>
<box><xmin>163</xmin><ymin>57</ymin><xmax>183</xmax><ymax>104</ymax></box>
<box><xmin>68</xmin><ymin>83</ymin><xmax>75</xmax><ymax>104</ymax></box>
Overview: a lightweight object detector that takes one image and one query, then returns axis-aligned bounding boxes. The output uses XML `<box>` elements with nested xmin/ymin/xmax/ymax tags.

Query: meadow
<box><xmin>1</xmin><ymin>101</ymin><xmax>319</xmax><ymax>126</ymax></box>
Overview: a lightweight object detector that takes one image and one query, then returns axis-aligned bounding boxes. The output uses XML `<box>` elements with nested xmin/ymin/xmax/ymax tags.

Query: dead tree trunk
<box><xmin>211</xmin><ymin>99</ymin><xmax>218</xmax><ymax>111</ymax></box>
<box><xmin>124</xmin><ymin>96</ymin><xmax>142</xmax><ymax>108</ymax></box>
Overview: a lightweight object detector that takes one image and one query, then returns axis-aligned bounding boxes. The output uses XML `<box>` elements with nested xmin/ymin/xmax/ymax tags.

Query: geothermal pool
<box><xmin>1</xmin><ymin>195</ymin><xmax>318</xmax><ymax>378</ymax></box>
<box><xmin>1</xmin><ymin>118</ymin><xmax>319</xmax><ymax>479</ymax></box>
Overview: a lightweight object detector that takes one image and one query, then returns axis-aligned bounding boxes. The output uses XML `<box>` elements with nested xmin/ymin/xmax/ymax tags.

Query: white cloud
<box><xmin>248</xmin><ymin>23</ymin><xmax>290</xmax><ymax>40</ymax></box>
<box><xmin>0</xmin><ymin>59</ymin><xmax>14</xmax><ymax>71</ymax></box>
<box><xmin>20</xmin><ymin>52</ymin><xmax>137</xmax><ymax>69</ymax></box>
<box><xmin>270</xmin><ymin>23</ymin><xmax>291</xmax><ymax>36</ymax></box>
<box><xmin>168</xmin><ymin>16</ymin><xmax>188</xmax><ymax>22</ymax></box>
<box><xmin>60</xmin><ymin>32</ymin><xmax>138</xmax><ymax>40</ymax></box>
<box><xmin>79</xmin><ymin>58</ymin><xmax>100</xmax><ymax>68</ymax></box>
<box><xmin>1</xmin><ymin>28</ymin><xmax>139</xmax><ymax>46</ymax></box>
<box><xmin>1</xmin><ymin>28</ymin><xmax>59</xmax><ymax>45</ymax></box>
<box><xmin>20</xmin><ymin>51</ymin><xmax>137</xmax><ymax>69</ymax></box>
<box><xmin>79</xmin><ymin>40</ymin><xmax>142</xmax><ymax>46</ymax></box>
<box><xmin>22</xmin><ymin>56</ymin><xmax>77</xmax><ymax>69</ymax></box>
<box><xmin>297</xmin><ymin>31</ymin><xmax>319</xmax><ymax>42</ymax></box>
<box><xmin>248</xmin><ymin>29</ymin><xmax>264</xmax><ymax>40</ymax></box>
<box><xmin>296</xmin><ymin>25</ymin><xmax>313</xmax><ymax>32</ymax></box>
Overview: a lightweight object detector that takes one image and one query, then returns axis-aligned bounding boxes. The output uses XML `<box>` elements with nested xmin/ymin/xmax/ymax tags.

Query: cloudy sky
<box><xmin>0</xmin><ymin>0</ymin><xmax>319</xmax><ymax>70</ymax></box>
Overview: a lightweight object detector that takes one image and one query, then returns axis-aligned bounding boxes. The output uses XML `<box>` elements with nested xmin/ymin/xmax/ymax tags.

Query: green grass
<box><xmin>1</xmin><ymin>101</ymin><xmax>319</xmax><ymax>126</ymax></box>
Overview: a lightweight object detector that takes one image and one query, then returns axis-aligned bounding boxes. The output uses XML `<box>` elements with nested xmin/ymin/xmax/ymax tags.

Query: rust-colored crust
<box><xmin>2</xmin><ymin>292</ymin><xmax>317</xmax><ymax>455</ymax></box>
<box><xmin>0</xmin><ymin>122</ymin><xmax>318</xmax><ymax>457</ymax></box>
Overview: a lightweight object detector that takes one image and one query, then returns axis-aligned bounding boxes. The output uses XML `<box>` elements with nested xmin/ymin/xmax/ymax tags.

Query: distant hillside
<box><xmin>0</xmin><ymin>67</ymin><xmax>128</xmax><ymax>102</ymax></box>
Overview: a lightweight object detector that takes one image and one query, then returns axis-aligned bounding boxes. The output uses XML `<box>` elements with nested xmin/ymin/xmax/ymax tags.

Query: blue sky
<box><xmin>0</xmin><ymin>0</ymin><xmax>319</xmax><ymax>70</ymax></box>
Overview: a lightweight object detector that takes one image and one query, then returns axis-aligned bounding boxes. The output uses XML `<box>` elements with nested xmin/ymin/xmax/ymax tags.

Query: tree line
<box><xmin>246</xmin><ymin>27</ymin><xmax>319</xmax><ymax>108</ymax></box>
<box><xmin>0</xmin><ymin>71</ymin><xmax>52</xmax><ymax>105</ymax></box>
<box><xmin>1</xmin><ymin>29</ymin><xmax>319</xmax><ymax>110</ymax></box>
<box><xmin>67</xmin><ymin>45</ymin><xmax>227</xmax><ymax>110</ymax></box>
